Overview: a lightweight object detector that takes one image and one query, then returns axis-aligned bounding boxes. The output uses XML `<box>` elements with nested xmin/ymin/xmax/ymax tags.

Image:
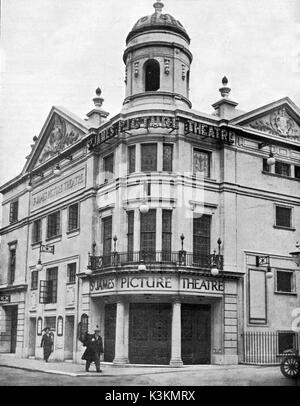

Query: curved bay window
<box><xmin>144</xmin><ymin>59</ymin><xmax>160</xmax><ymax>91</ymax></box>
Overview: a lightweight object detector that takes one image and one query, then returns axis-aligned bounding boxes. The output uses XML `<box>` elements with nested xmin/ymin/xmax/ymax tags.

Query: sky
<box><xmin>0</xmin><ymin>0</ymin><xmax>299</xmax><ymax>193</ymax></box>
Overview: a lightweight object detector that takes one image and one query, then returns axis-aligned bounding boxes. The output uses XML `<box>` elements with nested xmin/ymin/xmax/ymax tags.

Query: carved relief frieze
<box><xmin>38</xmin><ymin>114</ymin><xmax>82</xmax><ymax>164</ymax></box>
<box><xmin>248</xmin><ymin>107</ymin><xmax>300</xmax><ymax>140</ymax></box>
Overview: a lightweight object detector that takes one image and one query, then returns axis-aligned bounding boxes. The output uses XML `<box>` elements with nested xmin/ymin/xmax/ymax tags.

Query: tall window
<box><xmin>102</xmin><ymin>216</ymin><xmax>112</xmax><ymax>265</ymax></box>
<box><xmin>31</xmin><ymin>270</ymin><xmax>38</xmax><ymax>290</ymax></box>
<box><xmin>275</xmin><ymin>161</ymin><xmax>290</xmax><ymax>177</ymax></box>
<box><xmin>193</xmin><ymin>149</ymin><xmax>210</xmax><ymax>177</ymax></box>
<box><xmin>276</xmin><ymin>270</ymin><xmax>294</xmax><ymax>293</ymax></box>
<box><xmin>104</xmin><ymin>153</ymin><xmax>114</xmax><ymax>181</ymax></box>
<box><xmin>68</xmin><ymin>203</ymin><xmax>79</xmax><ymax>232</ymax></box>
<box><xmin>193</xmin><ymin>215</ymin><xmax>211</xmax><ymax>267</ymax></box>
<box><xmin>67</xmin><ymin>263</ymin><xmax>76</xmax><ymax>284</ymax></box>
<box><xmin>9</xmin><ymin>200</ymin><xmax>18</xmax><ymax>223</ymax></box>
<box><xmin>262</xmin><ymin>158</ymin><xmax>270</xmax><ymax>172</ymax></box>
<box><xmin>8</xmin><ymin>247</ymin><xmax>16</xmax><ymax>285</ymax></box>
<box><xmin>295</xmin><ymin>165</ymin><xmax>300</xmax><ymax>179</ymax></box>
<box><xmin>163</xmin><ymin>144</ymin><xmax>173</xmax><ymax>172</ymax></box>
<box><xmin>46</xmin><ymin>267</ymin><xmax>58</xmax><ymax>304</ymax></box>
<box><xmin>145</xmin><ymin>59</ymin><xmax>160</xmax><ymax>91</ymax></box>
<box><xmin>47</xmin><ymin>211</ymin><xmax>60</xmax><ymax>239</ymax></box>
<box><xmin>275</xmin><ymin>206</ymin><xmax>292</xmax><ymax>228</ymax></box>
<box><xmin>162</xmin><ymin>210</ymin><xmax>172</xmax><ymax>261</ymax></box>
<box><xmin>141</xmin><ymin>144</ymin><xmax>157</xmax><ymax>172</ymax></box>
<box><xmin>32</xmin><ymin>219</ymin><xmax>42</xmax><ymax>244</ymax></box>
<box><xmin>127</xmin><ymin>211</ymin><xmax>134</xmax><ymax>261</ymax></box>
<box><xmin>140</xmin><ymin>209</ymin><xmax>156</xmax><ymax>260</ymax></box>
<box><xmin>128</xmin><ymin>146</ymin><xmax>136</xmax><ymax>174</ymax></box>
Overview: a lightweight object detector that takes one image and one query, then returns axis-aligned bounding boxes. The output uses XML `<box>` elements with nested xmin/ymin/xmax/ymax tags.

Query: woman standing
<box><xmin>40</xmin><ymin>327</ymin><xmax>54</xmax><ymax>362</ymax></box>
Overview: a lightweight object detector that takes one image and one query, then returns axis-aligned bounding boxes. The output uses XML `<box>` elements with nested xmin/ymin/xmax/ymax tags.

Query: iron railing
<box><xmin>242</xmin><ymin>331</ymin><xmax>300</xmax><ymax>364</ymax></box>
<box><xmin>87</xmin><ymin>250</ymin><xmax>223</xmax><ymax>271</ymax></box>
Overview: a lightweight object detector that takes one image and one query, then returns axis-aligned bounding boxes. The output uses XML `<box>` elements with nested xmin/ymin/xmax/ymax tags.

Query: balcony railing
<box><xmin>87</xmin><ymin>250</ymin><xmax>223</xmax><ymax>271</ymax></box>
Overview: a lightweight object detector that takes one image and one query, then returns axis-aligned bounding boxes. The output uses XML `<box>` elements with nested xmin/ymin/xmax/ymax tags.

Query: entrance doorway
<box><xmin>129</xmin><ymin>303</ymin><xmax>171</xmax><ymax>364</ymax></box>
<box><xmin>28</xmin><ymin>318</ymin><xmax>36</xmax><ymax>357</ymax></box>
<box><xmin>181</xmin><ymin>304</ymin><xmax>211</xmax><ymax>364</ymax></box>
<box><xmin>104</xmin><ymin>303</ymin><xmax>116</xmax><ymax>362</ymax></box>
<box><xmin>64</xmin><ymin>316</ymin><xmax>74</xmax><ymax>360</ymax></box>
<box><xmin>9</xmin><ymin>306</ymin><xmax>18</xmax><ymax>353</ymax></box>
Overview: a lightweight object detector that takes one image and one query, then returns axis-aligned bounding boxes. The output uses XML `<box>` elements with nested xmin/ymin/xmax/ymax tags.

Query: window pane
<box><xmin>140</xmin><ymin>210</ymin><xmax>156</xmax><ymax>254</ymax></box>
<box><xmin>193</xmin><ymin>150</ymin><xmax>210</xmax><ymax>177</ymax></box>
<box><xmin>163</xmin><ymin>144</ymin><xmax>173</xmax><ymax>172</ymax></box>
<box><xmin>67</xmin><ymin>263</ymin><xmax>76</xmax><ymax>283</ymax></box>
<box><xmin>31</xmin><ymin>271</ymin><xmax>38</xmax><ymax>290</ymax></box>
<box><xmin>275</xmin><ymin>162</ymin><xmax>290</xmax><ymax>176</ymax></box>
<box><xmin>46</xmin><ymin>267</ymin><xmax>58</xmax><ymax>303</ymax></box>
<box><xmin>128</xmin><ymin>146</ymin><xmax>136</xmax><ymax>174</ymax></box>
<box><xmin>193</xmin><ymin>215</ymin><xmax>211</xmax><ymax>266</ymax></box>
<box><xmin>141</xmin><ymin>144</ymin><xmax>157</xmax><ymax>172</ymax></box>
<box><xmin>276</xmin><ymin>206</ymin><xmax>291</xmax><ymax>228</ymax></box>
<box><xmin>32</xmin><ymin>219</ymin><xmax>41</xmax><ymax>243</ymax></box>
<box><xmin>277</xmin><ymin>271</ymin><xmax>292</xmax><ymax>292</ymax></box>
<box><xmin>102</xmin><ymin>216</ymin><xmax>112</xmax><ymax>264</ymax></box>
<box><xmin>68</xmin><ymin>203</ymin><xmax>79</xmax><ymax>231</ymax></box>
<box><xmin>127</xmin><ymin>211</ymin><xmax>134</xmax><ymax>258</ymax></box>
<box><xmin>44</xmin><ymin>316</ymin><xmax>56</xmax><ymax>331</ymax></box>
<box><xmin>295</xmin><ymin>165</ymin><xmax>300</xmax><ymax>179</ymax></box>
<box><xmin>10</xmin><ymin>200</ymin><xmax>18</xmax><ymax>223</ymax></box>
<box><xmin>162</xmin><ymin>210</ymin><xmax>172</xmax><ymax>254</ymax></box>
<box><xmin>9</xmin><ymin>249</ymin><xmax>16</xmax><ymax>284</ymax></box>
<box><xmin>104</xmin><ymin>154</ymin><xmax>114</xmax><ymax>180</ymax></box>
<box><xmin>47</xmin><ymin>211</ymin><xmax>60</xmax><ymax>238</ymax></box>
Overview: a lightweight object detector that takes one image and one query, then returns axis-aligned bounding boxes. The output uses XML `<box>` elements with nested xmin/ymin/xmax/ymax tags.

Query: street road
<box><xmin>0</xmin><ymin>365</ymin><xmax>299</xmax><ymax>386</ymax></box>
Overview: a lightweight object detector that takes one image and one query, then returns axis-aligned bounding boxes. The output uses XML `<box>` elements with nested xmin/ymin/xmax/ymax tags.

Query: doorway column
<box><xmin>113</xmin><ymin>298</ymin><xmax>129</xmax><ymax>365</ymax></box>
<box><xmin>169</xmin><ymin>299</ymin><xmax>183</xmax><ymax>367</ymax></box>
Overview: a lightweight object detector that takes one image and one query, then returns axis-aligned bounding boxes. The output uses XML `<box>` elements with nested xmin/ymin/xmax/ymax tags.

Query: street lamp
<box><xmin>209</xmin><ymin>238</ymin><xmax>223</xmax><ymax>276</ymax></box>
<box><xmin>36</xmin><ymin>242</ymin><xmax>55</xmax><ymax>271</ymax></box>
<box><xmin>289</xmin><ymin>242</ymin><xmax>300</xmax><ymax>267</ymax></box>
<box><xmin>255</xmin><ymin>255</ymin><xmax>273</xmax><ymax>278</ymax></box>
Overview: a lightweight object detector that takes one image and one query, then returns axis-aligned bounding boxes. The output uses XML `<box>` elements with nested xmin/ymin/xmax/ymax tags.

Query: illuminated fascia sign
<box><xmin>90</xmin><ymin>275</ymin><xmax>224</xmax><ymax>295</ymax></box>
<box><xmin>87</xmin><ymin>115</ymin><xmax>237</xmax><ymax>150</ymax></box>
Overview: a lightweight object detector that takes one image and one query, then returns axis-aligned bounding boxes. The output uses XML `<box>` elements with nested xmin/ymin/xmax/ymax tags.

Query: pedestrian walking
<box><xmin>40</xmin><ymin>327</ymin><xmax>54</xmax><ymax>363</ymax></box>
<box><xmin>81</xmin><ymin>327</ymin><xmax>104</xmax><ymax>372</ymax></box>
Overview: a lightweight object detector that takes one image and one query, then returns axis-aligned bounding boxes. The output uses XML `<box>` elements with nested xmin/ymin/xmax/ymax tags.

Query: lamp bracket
<box><xmin>258</xmin><ymin>142</ymin><xmax>271</xmax><ymax>149</ymax></box>
<box><xmin>255</xmin><ymin>255</ymin><xmax>270</xmax><ymax>267</ymax></box>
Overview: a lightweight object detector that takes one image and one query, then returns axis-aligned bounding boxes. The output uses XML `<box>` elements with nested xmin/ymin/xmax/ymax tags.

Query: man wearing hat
<box><xmin>40</xmin><ymin>327</ymin><xmax>54</xmax><ymax>363</ymax></box>
<box><xmin>81</xmin><ymin>326</ymin><xmax>104</xmax><ymax>372</ymax></box>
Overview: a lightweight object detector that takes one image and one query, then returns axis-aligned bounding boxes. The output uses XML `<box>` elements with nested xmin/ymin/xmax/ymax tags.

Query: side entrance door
<box><xmin>10</xmin><ymin>306</ymin><xmax>18</xmax><ymax>353</ymax></box>
<box><xmin>181</xmin><ymin>304</ymin><xmax>211</xmax><ymax>364</ymax></box>
<box><xmin>104</xmin><ymin>303</ymin><xmax>116</xmax><ymax>362</ymax></box>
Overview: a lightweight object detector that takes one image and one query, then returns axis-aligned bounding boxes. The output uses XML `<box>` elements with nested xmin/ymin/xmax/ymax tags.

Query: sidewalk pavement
<box><xmin>0</xmin><ymin>354</ymin><xmax>249</xmax><ymax>377</ymax></box>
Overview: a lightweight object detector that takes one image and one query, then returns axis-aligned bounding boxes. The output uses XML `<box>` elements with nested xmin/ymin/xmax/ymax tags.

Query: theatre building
<box><xmin>0</xmin><ymin>1</ymin><xmax>300</xmax><ymax>366</ymax></box>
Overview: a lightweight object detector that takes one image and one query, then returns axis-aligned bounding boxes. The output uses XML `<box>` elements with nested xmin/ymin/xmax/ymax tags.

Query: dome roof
<box><xmin>126</xmin><ymin>1</ymin><xmax>190</xmax><ymax>44</ymax></box>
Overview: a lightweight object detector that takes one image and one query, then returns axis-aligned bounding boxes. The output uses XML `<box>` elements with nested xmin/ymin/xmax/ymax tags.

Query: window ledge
<box><xmin>262</xmin><ymin>170</ymin><xmax>300</xmax><ymax>181</ymax></box>
<box><xmin>45</xmin><ymin>235</ymin><xmax>62</xmax><ymax>243</ymax></box>
<box><xmin>274</xmin><ymin>291</ymin><xmax>297</xmax><ymax>296</ymax></box>
<box><xmin>44</xmin><ymin>304</ymin><xmax>57</xmax><ymax>310</ymax></box>
<box><xmin>31</xmin><ymin>241</ymin><xmax>42</xmax><ymax>248</ymax></box>
<box><xmin>273</xmin><ymin>225</ymin><xmax>296</xmax><ymax>231</ymax></box>
<box><xmin>66</xmin><ymin>282</ymin><xmax>76</xmax><ymax>285</ymax></box>
<box><xmin>66</xmin><ymin>228</ymin><xmax>80</xmax><ymax>238</ymax></box>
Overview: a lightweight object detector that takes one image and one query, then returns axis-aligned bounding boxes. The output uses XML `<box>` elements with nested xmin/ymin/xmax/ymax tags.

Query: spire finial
<box><xmin>153</xmin><ymin>1</ymin><xmax>164</xmax><ymax>13</ymax></box>
<box><xmin>93</xmin><ymin>86</ymin><xmax>104</xmax><ymax>107</ymax></box>
<box><xmin>219</xmin><ymin>76</ymin><xmax>231</xmax><ymax>98</ymax></box>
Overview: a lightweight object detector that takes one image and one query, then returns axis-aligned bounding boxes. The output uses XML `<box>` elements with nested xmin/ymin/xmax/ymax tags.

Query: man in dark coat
<box><xmin>81</xmin><ymin>327</ymin><xmax>104</xmax><ymax>372</ymax></box>
<box><xmin>40</xmin><ymin>327</ymin><xmax>54</xmax><ymax>362</ymax></box>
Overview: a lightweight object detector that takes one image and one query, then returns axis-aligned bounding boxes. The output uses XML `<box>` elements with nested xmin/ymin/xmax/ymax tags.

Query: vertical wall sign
<box><xmin>57</xmin><ymin>316</ymin><xmax>64</xmax><ymax>337</ymax></box>
<box><xmin>37</xmin><ymin>317</ymin><xmax>43</xmax><ymax>336</ymax></box>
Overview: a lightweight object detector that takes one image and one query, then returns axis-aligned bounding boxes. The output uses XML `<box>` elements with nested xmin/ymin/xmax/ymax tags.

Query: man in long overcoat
<box><xmin>40</xmin><ymin>327</ymin><xmax>54</xmax><ymax>362</ymax></box>
<box><xmin>81</xmin><ymin>328</ymin><xmax>104</xmax><ymax>372</ymax></box>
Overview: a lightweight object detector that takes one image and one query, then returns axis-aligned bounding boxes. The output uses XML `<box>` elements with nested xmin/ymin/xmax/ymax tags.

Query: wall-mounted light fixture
<box><xmin>255</xmin><ymin>255</ymin><xmax>273</xmax><ymax>278</ymax></box>
<box><xmin>258</xmin><ymin>142</ymin><xmax>275</xmax><ymax>166</ymax></box>
<box><xmin>289</xmin><ymin>242</ymin><xmax>300</xmax><ymax>267</ymax></box>
<box><xmin>209</xmin><ymin>238</ymin><xmax>223</xmax><ymax>276</ymax></box>
<box><xmin>26</xmin><ymin>172</ymin><xmax>44</xmax><ymax>192</ymax></box>
<box><xmin>36</xmin><ymin>242</ymin><xmax>55</xmax><ymax>271</ymax></box>
<box><xmin>139</xmin><ymin>180</ymin><xmax>150</xmax><ymax>214</ymax></box>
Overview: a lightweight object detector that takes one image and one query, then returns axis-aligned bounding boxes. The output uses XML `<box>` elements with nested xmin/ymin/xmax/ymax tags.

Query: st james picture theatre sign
<box><xmin>90</xmin><ymin>274</ymin><xmax>224</xmax><ymax>296</ymax></box>
<box><xmin>87</xmin><ymin>115</ymin><xmax>236</xmax><ymax>149</ymax></box>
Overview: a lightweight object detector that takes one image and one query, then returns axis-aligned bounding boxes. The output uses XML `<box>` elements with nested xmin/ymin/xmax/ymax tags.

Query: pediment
<box><xmin>230</xmin><ymin>98</ymin><xmax>300</xmax><ymax>142</ymax></box>
<box><xmin>24</xmin><ymin>107</ymin><xmax>89</xmax><ymax>173</ymax></box>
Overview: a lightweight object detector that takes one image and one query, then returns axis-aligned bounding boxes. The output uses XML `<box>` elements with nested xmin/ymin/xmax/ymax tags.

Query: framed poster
<box><xmin>57</xmin><ymin>316</ymin><xmax>63</xmax><ymax>336</ymax></box>
<box><xmin>37</xmin><ymin>317</ymin><xmax>43</xmax><ymax>336</ymax></box>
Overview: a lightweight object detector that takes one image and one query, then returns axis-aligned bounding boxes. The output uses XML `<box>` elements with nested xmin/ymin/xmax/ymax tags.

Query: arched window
<box><xmin>144</xmin><ymin>59</ymin><xmax>160</xmax><ymax>91</ymax></box>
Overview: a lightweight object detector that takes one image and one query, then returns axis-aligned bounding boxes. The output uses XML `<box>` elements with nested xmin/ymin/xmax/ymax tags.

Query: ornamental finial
<box><xmin>93</xmin><ymin>86</ymin><xmax>104</xmax><ymax>107</ymax></box>
<box><xmin>153</xmin><ymin>1</ymin><xmax>164</xmax><ymax>13</ymax></box>
<box><xmin>219</xmin><ymin>76</ymin><xmax>231</xmax><ymax>98</ymax></box>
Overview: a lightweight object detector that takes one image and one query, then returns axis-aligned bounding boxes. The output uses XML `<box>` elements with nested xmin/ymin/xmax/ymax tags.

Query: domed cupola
<box><xmin>122</xmin><ymin>1</ymin><xmax>193</xmax><ymax>111</ymax></box>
